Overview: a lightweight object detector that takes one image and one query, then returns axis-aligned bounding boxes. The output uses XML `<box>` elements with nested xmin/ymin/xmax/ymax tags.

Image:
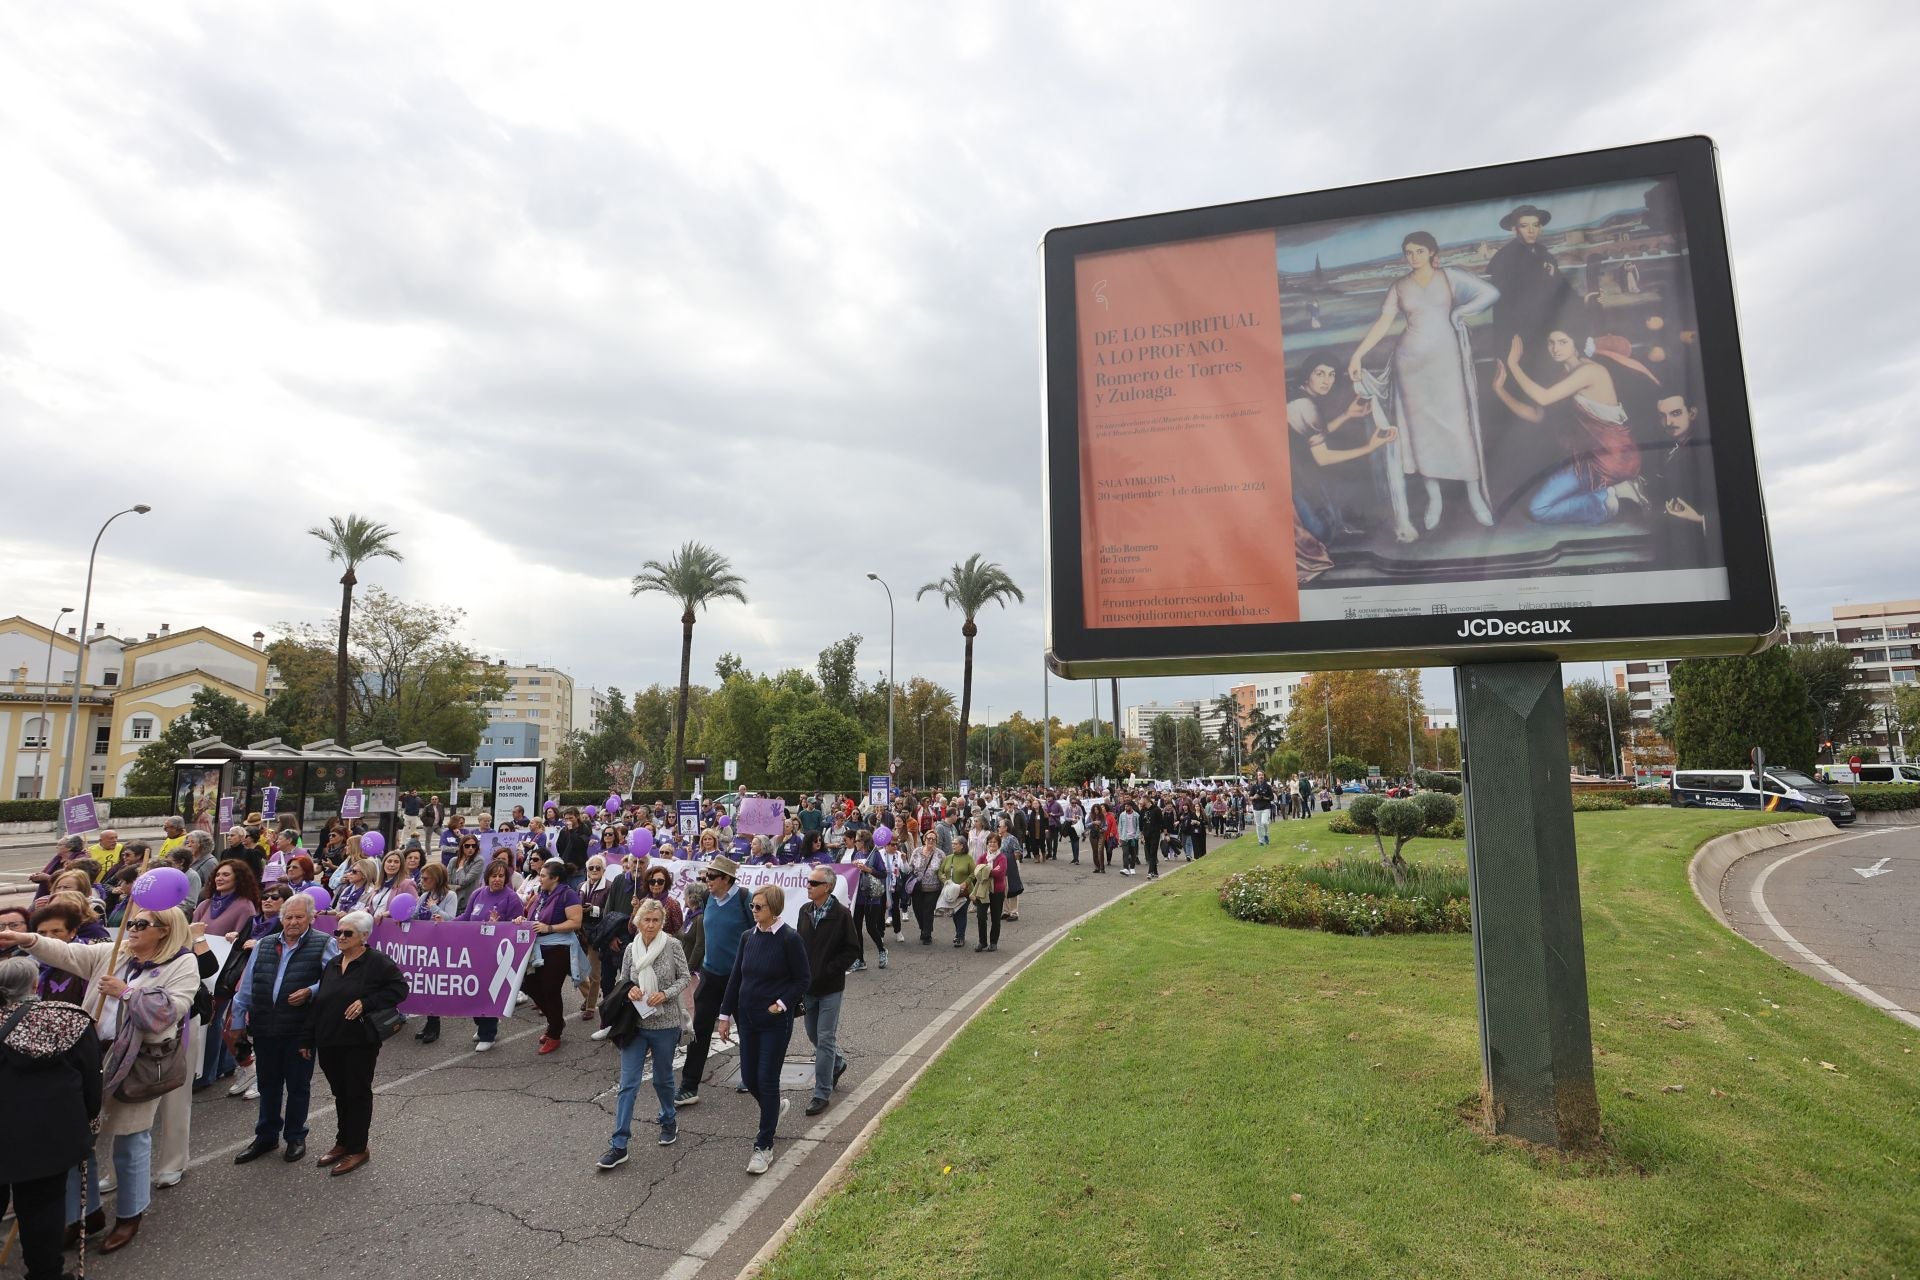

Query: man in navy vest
<box><xmin>228</xmin><ymin>894</ymin><xmax>335</xmax><ymax>1164</ymax></box>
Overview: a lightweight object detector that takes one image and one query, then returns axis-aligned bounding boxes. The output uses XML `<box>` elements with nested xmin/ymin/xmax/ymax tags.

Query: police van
<box><xmin>1670</xmin><ymin>767</ymin><xmax>1855</xmax><ymax>824</ymax></box>
<box><xmin>1819</xmin><ymin>762</ymin><xmax>1920</xmax><ymax>785</ymax></box>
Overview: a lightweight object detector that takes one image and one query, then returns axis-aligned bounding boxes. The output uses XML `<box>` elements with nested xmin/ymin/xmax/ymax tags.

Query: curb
<box><xmin>734</xmin><ymin>853</ymin><xmax>1205</xmax><ymax>1279</ymax></box>
<box><xmin>1684</xmin><ymin>816</ymin><xmax>1839</xmax><ymax>930</ymax></box>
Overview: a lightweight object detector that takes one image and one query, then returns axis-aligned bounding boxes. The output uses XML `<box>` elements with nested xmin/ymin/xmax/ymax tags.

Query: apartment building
<box><xmin>476</xmin><ymin>661</ymin><xmax>575</xmax><ymax>766</ymax></box>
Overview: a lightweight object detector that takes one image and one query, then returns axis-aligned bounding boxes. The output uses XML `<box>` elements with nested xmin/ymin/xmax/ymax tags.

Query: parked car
<box><xmin>1670</xmin><ymin>768</ymin><xmax>1854</xmax><ymax>825</ymax></box>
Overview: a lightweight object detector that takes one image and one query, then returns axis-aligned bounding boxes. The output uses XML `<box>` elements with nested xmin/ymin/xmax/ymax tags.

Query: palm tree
<box><xmin>917</xmin><ymin>554</ymin><xmax>1024</xmax><ymax>763</ymax></box>
<box><xmin>308</xmin><ymin>514</ymin><xmax>403</xmax><ymax>743</ymax></box>
<box><xmin>630</xmin><ymin>542</ymin><xmax>748</xmax><ymax>800</ymax></box>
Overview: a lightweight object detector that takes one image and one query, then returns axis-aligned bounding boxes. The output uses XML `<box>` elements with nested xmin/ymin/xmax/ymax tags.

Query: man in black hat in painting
<box><xmin>1487</xmin><ymin>203</ymin><xmax>1576</xmax><ymax>380</ymax></box>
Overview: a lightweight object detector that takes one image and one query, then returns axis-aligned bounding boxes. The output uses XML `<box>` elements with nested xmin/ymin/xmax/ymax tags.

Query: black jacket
<box><xmin>305</xmin><ymin>948</ymin><xmax>410</xmax><ymax>1052</ymax></box>
<box><xmin>796</xmin><ymin>897</ymin><xmax>861</xmax><ymax>998</ymax></box>
<box><xmin>0</xmin><ymin>998</ymin><xmax>103</xmax><ymax>1182</ymax></box>
<box><xmin>555</xmin><ymin>826</ymin><xmax>590</xmax><ymax>872</ymax></box>
<box><xmin>1140</xmin><ymin>803</ymin><xmax>1167</xmax><ymax>848</ymax></box>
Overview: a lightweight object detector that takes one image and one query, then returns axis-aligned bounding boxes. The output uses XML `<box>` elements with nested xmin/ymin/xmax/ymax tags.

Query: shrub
<box><xmin>1571</xmin><ymin>794</ymin><xmax>1628</xmax><ymax>812</ymax></box>
<box><xmin>1838</xmin><ymin>785</ymin><xmax>1920</xmax><ymax>812</ymax></box>
<box><xmin>1412</xmin><ymin>791</ymin><xmax>1456</xmax><ymax>830</ymax></box>
<box><xmin>104</xmin><ymin>795</ymin><xmax>172</xmax><ymax>819</ymax></box>
<box><xmin>1219</xmin><ymin>863</ymin><xmax>1471</xmax><ymax>936</ymax></box>
<box><xmin>1414</xmin><ymin>769</ymin><xmax>1462</xmax><ymax>794</ymax></box>
<box><xmin>0</xmin><ymin>799</ymin><xmax>61</xmax><ymax>823</ymax></box>
<box><xmin>1327</xmin><ymin>812</ymin><xmax>1359</xmax><ymax>834</ymax></box>
<box><xmin>1347</xmin><ymin>793</ymin><xmax>1384</xmax><ymax>830</ymax></box>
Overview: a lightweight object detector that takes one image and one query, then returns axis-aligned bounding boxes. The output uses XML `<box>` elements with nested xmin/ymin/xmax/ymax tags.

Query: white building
<box><xmin>476</xmin><ymin>661</ymin><xmax>576</xmax><ymax>766</ymax></box>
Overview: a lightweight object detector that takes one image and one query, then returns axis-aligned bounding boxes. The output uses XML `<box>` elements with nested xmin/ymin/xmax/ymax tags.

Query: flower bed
<box><xmin>1219</xmin><ymin>861</ymin><xmax>1471</xmax><ymax>936</ymax></box>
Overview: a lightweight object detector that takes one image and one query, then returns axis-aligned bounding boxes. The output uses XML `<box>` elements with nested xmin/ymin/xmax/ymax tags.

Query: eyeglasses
<box><xmin>126</xmin><ymin>920</ymin><xmax>155</xmax><ymax>933</ymax></box>
<box><xmin>461</xmin><ymin>842</ymin><xmax>479</xmax><ymax>850</ymax></box>
<box><xmin>336</xmin><ymin>929</ymin><xmax>358</xmax><ymax>938</ymax></box>
<box><xmin>808</xmin><ymin>879</ymin><xmax>831</xmax><ymax>887</ymax></box>
<box><xmin>648</xmin><ymin>877</ymin><xmax>669</xmax><ymax>886</ymax></box>
<box><xmin>750</xmin><ymin>901</ymin><xmax>771</xmax><ymax>912</ymax></box>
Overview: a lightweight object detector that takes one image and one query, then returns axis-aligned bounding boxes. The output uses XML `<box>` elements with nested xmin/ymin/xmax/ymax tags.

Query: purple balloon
<box><xmin>873</xmin><ymin>825</ymin><xmax>894</xmax><ymax>848</ymax></box>
<box><xmin>387</xmin><ymin>893</ymin><xmax>418</xmax><ymax>921</ymax></box>
<box><xmin>607</xmin><ymin>794</ymin><xmax>622</xmax><ymax>814</ymax></box>
<box><xmin>632</xmin><ymin>829</ymin><xmax>655</xmax><ymax>857</ymax></box>
<box><xmin>718</xmin><ymin>814</ymin><xmax>731</xmax><ymax>829</ymax></box>
<box><xmin>130</xmin><ymin>866</ymin><xmax>191</xmax><ymax>912</ymax></box>
<box><xmin>586</xmin><ymin>805</ymin><xmax>600</xmax><ymax>818</ymax></box>
<box><xmin>360</xmin><ymin>830</ymin><xmax>386</xmax><ymax>858</ymax></box>
<box><xmin>300</xmin><ymin>885</ymin><xmax>333</xmax><ymax>913</ymax></box>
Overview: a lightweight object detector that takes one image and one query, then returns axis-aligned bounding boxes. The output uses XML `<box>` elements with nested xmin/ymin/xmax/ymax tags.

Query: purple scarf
<box><xmin>201</xmin><ymin>890</ymin><xmax>237</xmax><ymax>922</ymax></box>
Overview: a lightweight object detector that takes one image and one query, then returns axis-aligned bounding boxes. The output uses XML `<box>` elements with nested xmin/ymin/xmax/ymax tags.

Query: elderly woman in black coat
<box><xmin>304</xmin><ymin>910</ymin><xmax>408</xmax><ymax>1177</ymax></box>
<box><xmin>0</xmin><ymin>954</ymin><xmax>103</xmax><ymax>1280</ymax></box>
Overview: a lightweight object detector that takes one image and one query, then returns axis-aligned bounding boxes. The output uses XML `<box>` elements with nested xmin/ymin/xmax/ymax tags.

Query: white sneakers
<box><xmin>244</xmin><ymin>1083</ymin><xmax>259</xmax><ymax>1100</ymax></box>
<box><xmin>153</xmin><ymin>1171</ymin><xmax>182</xmax><ymax>1189</ymax></box>
<box><xmin>475</xmin><ymin>1040</ymin><xmax>496</xmax><ymax>1053</ymax></box>
<box><xmin>227</xmin><ymin>1066</ymin><xmax>256</xmax><ymax>1097</ymax></box>
<box><xmin>747</xmin><ymin>1147</ymin><xmax>772</xmax><ymax>1175</ymax></box>
<box><xmin>590</xmin><ymin>1026</ymin><xmax>613</xmax><ymax>1042</ymax></box>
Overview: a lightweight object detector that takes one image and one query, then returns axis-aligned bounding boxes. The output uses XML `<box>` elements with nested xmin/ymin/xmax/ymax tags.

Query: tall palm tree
<box><xmin>308</xmin><ymin>514</ymin><xmax>403</xmax><ymax>744</ymax></box>
<box><xmin>630</xmin><ymin>542</ymin><xmax>748</xmax><ymax>800</ymax></box>
<box><xmin>917</xmin><ymin>554</ymin><xmax>1024</xmax><ymax>765</ymax></box>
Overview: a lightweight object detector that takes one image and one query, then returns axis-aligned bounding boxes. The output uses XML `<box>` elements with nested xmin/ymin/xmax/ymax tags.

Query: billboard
<box><xmin>1042</xmin><ymin>137</ymin><xmax>1777</xmax><ymax>676</ymax></box>
<box><xmin>490</xmin><ymin>759</ymin><xmax>543</xmax><ymax>825</ymax></box>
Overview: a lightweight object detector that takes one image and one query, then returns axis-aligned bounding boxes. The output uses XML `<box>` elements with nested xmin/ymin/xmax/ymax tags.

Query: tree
<box><xmin>1347</xmin><ymin>793</ymin><xmax>1387</xmax><ymax>863</ymax></box>
<box><xmin>916</xmin><ymin>554</ymin><xmax>1024</xmax><ymax>765</ymax></box>
<box><xmin>1211</xmin><ymin>693</ymin><xmax>1245</xmax><ymax>772</ymax></box>
<box><xmin>126</xmin><ymin>688</ymin><xmax>279</xmax><ymax>796</ymax></box>
<box><xmin>768</xmin><ymin>706</ymin><xmax>865</xmax><ymax>790</ymax></box>
<box><xmin>1329</xmin><ymin>754</ymin><xmax>1368</xmax><ymax>785</ymax></box>
<box><xmin>1374</xmin><ymin>798</ymin><xmax>1426</xmax><ymax>887</ymax></box>
<box><xmin>1670</xmin><ymin>650</ymin><xmax>1816</xmax><ymax>773</ymax></box>
<box><xmin>1285</xmin><ymin>670</ymin><xmax>1421</xmax><ymax>777</ymax></box>
<box><xmin>262</xmin><ymin>636</ymin><xmax>338</xmax><ymax>744</ymax></box>
<box><xmin>631</xmin><ymin>542</ymin><xmax>749</xmax><ymax>800</ymax></box>
<box><xmin>1266</xmin><ymin>747</ymin><xmax>1304</xmax><ymax>779</ymax></box>
<box><xmin>1056</xmin><ymin>735</ymin><xmax>1121</xmax><ymax>786</ymax></box>
<box><xmin>1563</xmin><ymin>679</ymin><xmax>1630</xmax><ymax>775</ymax></box>
<box><xmin>817</xmin><ymin>635</ymin><xmax>864</xmax><ymax>715</ymax></box>
<box><xmin>1175</xmin><ymin>717</ymin><xmax>1216</xmax><ymax>778</ymax></box>
<box><xmin>273</xmin><ymin>590</ymin><xmax>503</xmax><ymax>757</ymax></box>
<box><xmin>307</xmin><ymin>514</ymin><xmax>403</xmax><ymax>743</ymax></box>
<box><xmin>1246</xmin><ymin>706</ymin><xmax>1280</xmax><ymax>756</ymax></box>
<box><xmin>1648</xmin><ymin>701</ymin><xmax>1677</xmax><ymax>745</ymax></box>
<box><xmin>1787</xmin><ymin>642</ymin><xmax>1873</xmax><ymax>751</ymax></box>
<box><xmin>1893</xmin><ymin>687</ymin><xmax>1920</xmax><ymax>758</ymax></box>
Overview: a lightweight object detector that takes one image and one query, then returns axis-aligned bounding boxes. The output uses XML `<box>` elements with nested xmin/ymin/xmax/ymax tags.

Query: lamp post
<box><xmin>1041</xmin><ymin>656</ymin><xmax>1050</xmax><ymax>789</ymax></box>
<box><xmin>33</xmin><ymin>606</ymin><xmax>75</xmax><ymax>798</ymax></box>
<box><xmin>866</xmin><ymin>573</ymin><xmax>895</xmax><ymax>784</ymax></box>
<box><xmin>59</xmin><ymin>505</ymin><xmax>151</xmax><ymax>798</ymax></box>
<box><xmin>1600</xmin><ymin>662</ymin><xmax>1620</xmax><ymax>778</ymax></box>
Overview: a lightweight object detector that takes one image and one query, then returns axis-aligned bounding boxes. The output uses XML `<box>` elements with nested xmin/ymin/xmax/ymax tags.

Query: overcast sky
<box><xmin>4</xmin><ymin>1</ymin><xmax>1915</xmax><ymax>728</ymax></box>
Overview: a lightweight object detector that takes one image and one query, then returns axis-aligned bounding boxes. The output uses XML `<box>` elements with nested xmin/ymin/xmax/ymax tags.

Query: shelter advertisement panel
<box><xmin>1042</xmin><ymin>137</ymin><xmax>1777</xmax><ymax>676</ymax></box>
<box><xmin>490</xmin><ymin>759</ymin><xmax>543</xmax><ymax>824</ymax></box>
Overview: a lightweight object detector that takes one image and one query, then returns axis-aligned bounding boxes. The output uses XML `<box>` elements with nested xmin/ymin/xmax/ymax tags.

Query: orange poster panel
<box><xmin>1076</xmin><ymin>231</ymin><xmax>1295</xmax><ymax>629</ymax></box>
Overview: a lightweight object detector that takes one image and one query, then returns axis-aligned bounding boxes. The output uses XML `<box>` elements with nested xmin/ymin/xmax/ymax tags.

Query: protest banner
<box><xmin>736</xmin><ymin>796</ymin><xmax>786</xmax><ymax>837</ymax></box>
<box><xmin>62</xmin><ymin>794</ymin><xmax>100</xmax><ymax>836</ymax></box>
<box><xmin>314</xmin><ymin>917</ymin><xmax>539</xmax><ymax>1018</ymax></box>
<box><xmin>645</xmin><ymin>857</ymin><xmax>858</xmax><ymax>929</ymax></box>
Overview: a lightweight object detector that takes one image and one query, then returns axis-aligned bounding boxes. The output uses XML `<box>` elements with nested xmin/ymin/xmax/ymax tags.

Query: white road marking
<box><xmin>1747</xmin><ymin>831</ymin><xmax>1920</xmax><ymax>1030</ymax></box>
<box><xmin>1853</xmin><ymin>856</ymin><xmax>1893</xmax><ymax>879</ymax></box>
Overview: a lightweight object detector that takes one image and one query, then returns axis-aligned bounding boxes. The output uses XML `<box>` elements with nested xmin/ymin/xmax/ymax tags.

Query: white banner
<box><xmin>645</xmin><ymin>857</ymin><xmax>858</xmax><ymax>930</ymax></box>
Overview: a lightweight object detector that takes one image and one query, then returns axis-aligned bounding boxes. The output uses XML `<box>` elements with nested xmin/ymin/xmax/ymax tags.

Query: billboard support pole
<box><xmin>1456</xmin><ymin>661</ymin><xmax>1600</xmax><ymax>1150</ymax></box>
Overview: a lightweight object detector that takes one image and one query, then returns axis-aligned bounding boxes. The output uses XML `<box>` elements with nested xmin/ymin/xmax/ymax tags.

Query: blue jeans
<box><xmin>803</xmin><ymin>990</ymin><xmax>847</xmax><ymax>1101</ymax></box>
<box><xmin>1528</xmin><ymin>463</ymin><xmax>1612</xmax><ymax>525</ymax></box>
<box><xmin>67</xmin><ymin>1129</ymin><xmax>152</xmax><ymax>1222</ymax></box>
<box><xmin>197</xmin><ymin>1012</ymin><xmax>237</xmax><ymax>1086</ymax></box>
<box><xmin>737</xmin><ymin>1008</ymin><xmax>795</xmax><ymax>1150</ymax></box>
<box><xmin>474</xmin><ymin>1016</ymin><xmax>498</xmax><ymax>1043</ymax></box>
<box><xmin>952</xmin><ymin>899</ymin><xmax>970</xmax><ymax>942</ymax></box>
<box><xmin>252</xmin><ymin>1034</ymin><xmax>314</xmax><ymax>1143</ymax></box>
<box><xmin>610</xmin><ymin>1025</ymin><xmax>680</xmax><ymax>1150</ymax></box>
<box><xmin>1254</xmin><ymin>808</ymin><xmax>1272</xmax><ymax>844</ymax></box>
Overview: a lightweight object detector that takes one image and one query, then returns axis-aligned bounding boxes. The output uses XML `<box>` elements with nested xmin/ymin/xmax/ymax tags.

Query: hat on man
<box><xmin>1499</xmin><ymin>203</ymin><xmax>1552</xmax><ymax>231</ymax></box>
<box><xmin>705</xmin><ymin>855</ymin><xmax>741</xmax><ymax>880</ymax></box>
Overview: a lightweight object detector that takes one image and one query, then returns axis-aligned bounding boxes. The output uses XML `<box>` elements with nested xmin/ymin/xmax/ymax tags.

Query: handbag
<box><xmin>368</xmin><ymin>1004</ymin><xmax>406</xmax><ymax>1042</ymax></box>
<box><xmin>114</xmin><ymin>1027</ymin><xmax>189</xmax><ymax>1103</ymax></box>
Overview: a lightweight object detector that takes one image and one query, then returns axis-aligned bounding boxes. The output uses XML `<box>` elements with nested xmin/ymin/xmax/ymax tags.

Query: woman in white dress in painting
<box><xmin>1347</xmin><ymin>230</ymin><xmax>1499</xmax><ymax>541</ymax></box>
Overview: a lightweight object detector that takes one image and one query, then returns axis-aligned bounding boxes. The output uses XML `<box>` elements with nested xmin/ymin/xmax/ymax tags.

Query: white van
<box><xmin>1670</xmin><ymin>768</ymin><xmax>1855</xmax><ymax>825</ymax></box>
<box><xmin>1850</xmin><ymin>762</ymin><xmax>1920</xmax><ymax>785</ymax></box>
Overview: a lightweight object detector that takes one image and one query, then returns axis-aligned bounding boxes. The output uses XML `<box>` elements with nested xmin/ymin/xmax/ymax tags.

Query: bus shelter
<box><xmin>172</xmin><ymin>737</ymin><xmax>458</xmax><ymax>846</ymax></box>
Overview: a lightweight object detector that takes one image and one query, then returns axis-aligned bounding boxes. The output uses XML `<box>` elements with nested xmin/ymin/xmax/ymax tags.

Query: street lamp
<box><xmin>59</xmin><ymin>505</ymin><xmax>151</xmax><ymax>798</ymax></box>
<box><xmin>33</xmin><ymin>606</ymin><xmax>75</xmax><ymax>798</ymax></box>
<box><xmin>919</xmin><ymin>711</ymin><xmax>931</xmax><ymax>788</ymax></box>
<box><xmin>866</xmin><ymin>573</ymin><xmax>895</xmax><ymax>785</ymax></box>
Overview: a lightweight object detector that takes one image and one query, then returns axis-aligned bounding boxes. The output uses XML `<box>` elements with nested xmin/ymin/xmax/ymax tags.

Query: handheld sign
<box><xmin>62</xmin><ymin>793</ymin><xmax>100</xmax><ymax>836</ymax></box>
<box><xmin>340</xmin><ymin>788</ymin><xmax>365</xmax><ymax>821</ymax></box>
<box><xmin>218</xmin><ymin>795</ymin><xmax>235</xmax><ymax>830</ymax></box>
<box><xmin>262</xmin><ymin>785</ymin><xmax>281</xmax><ymax>820</ymax></box>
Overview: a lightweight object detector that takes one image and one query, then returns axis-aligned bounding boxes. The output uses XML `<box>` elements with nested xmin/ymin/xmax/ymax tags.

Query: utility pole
<box><xmin>1041</xmin><ymin>656</ymin><xmax>1051</xmax><ymax>788</ymax></box>
<box><xmin>1600</xmin><ymin>662</ymin><xmax>1619</xmax><ymax>778</ymax></box>
<box><xmin>1110</xmin><ymin>678</ymin><xmax>1121</xmax><ymax>741</ymax></box>
<box><xmin>33</xmin><ymin>606</ymin><xmax>74</xmax><ymax>798</ymax></box>
<box><xmin>867</xmin><ymin>573</ymin><xmax>895</xmax><ymax>784</ymax></box>
<box><xmin>60</xmin><ymin>504</ymin><xmax>151</xmax><ymax>798</ymax></box>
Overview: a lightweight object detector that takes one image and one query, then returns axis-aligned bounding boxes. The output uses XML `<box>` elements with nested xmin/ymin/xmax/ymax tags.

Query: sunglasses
<box><xmin>648</xmin><ymin>877</ymin><xmax>670</xmax><ymax>886</ymax></box>
<box><xmin>808</xmin><ymin>879</ymin><xmax>831</xmax><ymax>887</ymax></box>
<box><xmin>336</xmin><ymin>929</ymin><xmax>359</xmax><ymax>938</ymax></box>
<box><xmin>126</xmin><ymin>920</ymin><xmax>155</xmax><ymax>932</ymax></box>
<box><xmin>750</xmin><ymin>901</ymin><xmax>771</xmax><ymax>911</ymax></box>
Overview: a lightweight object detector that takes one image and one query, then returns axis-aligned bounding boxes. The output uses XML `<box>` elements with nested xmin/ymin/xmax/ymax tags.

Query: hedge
<box><xmin>1327</xmin><ymin>811</ymin><xmax>1464</xmax><ymax>839</ymax></box>
<box><xmin>1219</xmin><ymin>863</ymin><xmax>1471</xmax><ymax>935</ymax></box>
<box><xmin>1836</xmin><ymin>784</ymin><xmax>1920</xmax><ymax>812</ymax></box>
<box><xmin>0</xmin><ymin>795</ymin><xmax>174</xmax><ymax>824</ymax></box>
<box><xmin>109</xmin><ymin>795</ymin><xmax>175</xmax><ymax>819</ymax></box>
<box><xmin>0</xmin><ymin>799</ymin><xmax>59</xmax><ymax>823</ymax></box>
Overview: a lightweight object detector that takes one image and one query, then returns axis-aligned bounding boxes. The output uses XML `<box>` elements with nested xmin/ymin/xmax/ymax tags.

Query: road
<box><xmin>1719</xmin><ymin>823</ymin><xmax>1920</xmax><ymax>1029</ymax></box>
<box><xmin>67</xmin><ymin>848</ymin><xmax>1188</xmax><ymax>1279</ymax></box>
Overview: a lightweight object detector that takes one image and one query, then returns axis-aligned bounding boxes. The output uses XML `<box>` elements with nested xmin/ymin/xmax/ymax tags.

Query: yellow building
<box><xmin>1</xmin><ymin>618</ymin><xmax>268</xmax><ymax>800</ymax></box>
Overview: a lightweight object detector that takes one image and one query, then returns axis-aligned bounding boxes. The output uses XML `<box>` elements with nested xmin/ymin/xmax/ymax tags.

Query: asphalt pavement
<box><xmin>1719</xmin><ymin>822</ymin><xmax>1920</xmax><ymax>1029</ymax></box>
<box><xmin>61</xmin><ymin>844</ymin><xmax>1201</xmax><ymax>1279</ymax></box>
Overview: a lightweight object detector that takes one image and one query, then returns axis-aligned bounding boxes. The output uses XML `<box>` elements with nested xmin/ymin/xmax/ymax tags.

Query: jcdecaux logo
<box><xmin>1455</xmin><ymin>616</ymin><xmax>1574</xmax><ymax>639</ymax></box>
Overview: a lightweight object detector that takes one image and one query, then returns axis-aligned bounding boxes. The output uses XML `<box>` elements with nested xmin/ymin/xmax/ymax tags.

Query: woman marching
<box><xmin>595</xmin><ymin>898</ymin><xmax>692</xmax><ymax>1169</ymax></box>
<box><xmin>0</xmin><ymin>905</ymin><xmax>199</xmax><ymax>1255</ymax></box>
<box><xmin>523</xmin><ymin>860</ymin><xmax>585</xmax><ymax>1055</ymax></box>
<box><xmin>716</xmin><ymin>885</ymin><xmax>810</xmax><ymax>1176</ymax></box>
<box><xmin>462</xmin><ymin>861</ymin><xmax>524</xmax><ymax>1051</ymax></box>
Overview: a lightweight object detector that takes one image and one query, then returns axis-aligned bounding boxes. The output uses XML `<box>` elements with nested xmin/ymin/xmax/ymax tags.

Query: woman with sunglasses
<box><xmin>2</xmin><ymin>906</ymin><xmax>199</xmax><ymax>1254</ymax></box>
<box><xmin>905</xmin><ymin>830</ymin><xmax>942</xmax><ymax>945</ymax></box>
<box><xmin>524</xmin><ymin>860</ymin><xmax>584</xmax><ymax>1054</ymax></box>
<box><xmin>716</xmin><ymin>884</ymin><xmax>810</xmax><ymax>1176</ymax></box>
<box><xmin>331</xmin><ymin>856</ymin><xmax>381</xmax><ymax>916</ymax></box>
<box><xmin>305</xmin><ymin>910</ymin><xmax>408</xmax><ymax>1177</ymax></box>
<box><xmin>446</xmin><ymin>832</ymin><xmax>486</xmax><ymax>903</ymax></box>
<box><xmin>461</xmin><ymin>861</ymin><xmax>524</xmax><ymax>1051</ymax></box>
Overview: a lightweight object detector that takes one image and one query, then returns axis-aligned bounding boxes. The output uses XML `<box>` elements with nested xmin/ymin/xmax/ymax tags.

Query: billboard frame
<box><xmin>1041</xmin><ymin>135</ymin><xmax>1778</xmax><ymax>678</ymax></box>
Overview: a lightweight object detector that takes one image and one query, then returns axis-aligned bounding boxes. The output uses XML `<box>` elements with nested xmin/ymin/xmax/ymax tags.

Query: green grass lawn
<box><xmin>763</xmin><ymin>811</ymin><xmax>1919</xmax><ymax>1280</ymax></box>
